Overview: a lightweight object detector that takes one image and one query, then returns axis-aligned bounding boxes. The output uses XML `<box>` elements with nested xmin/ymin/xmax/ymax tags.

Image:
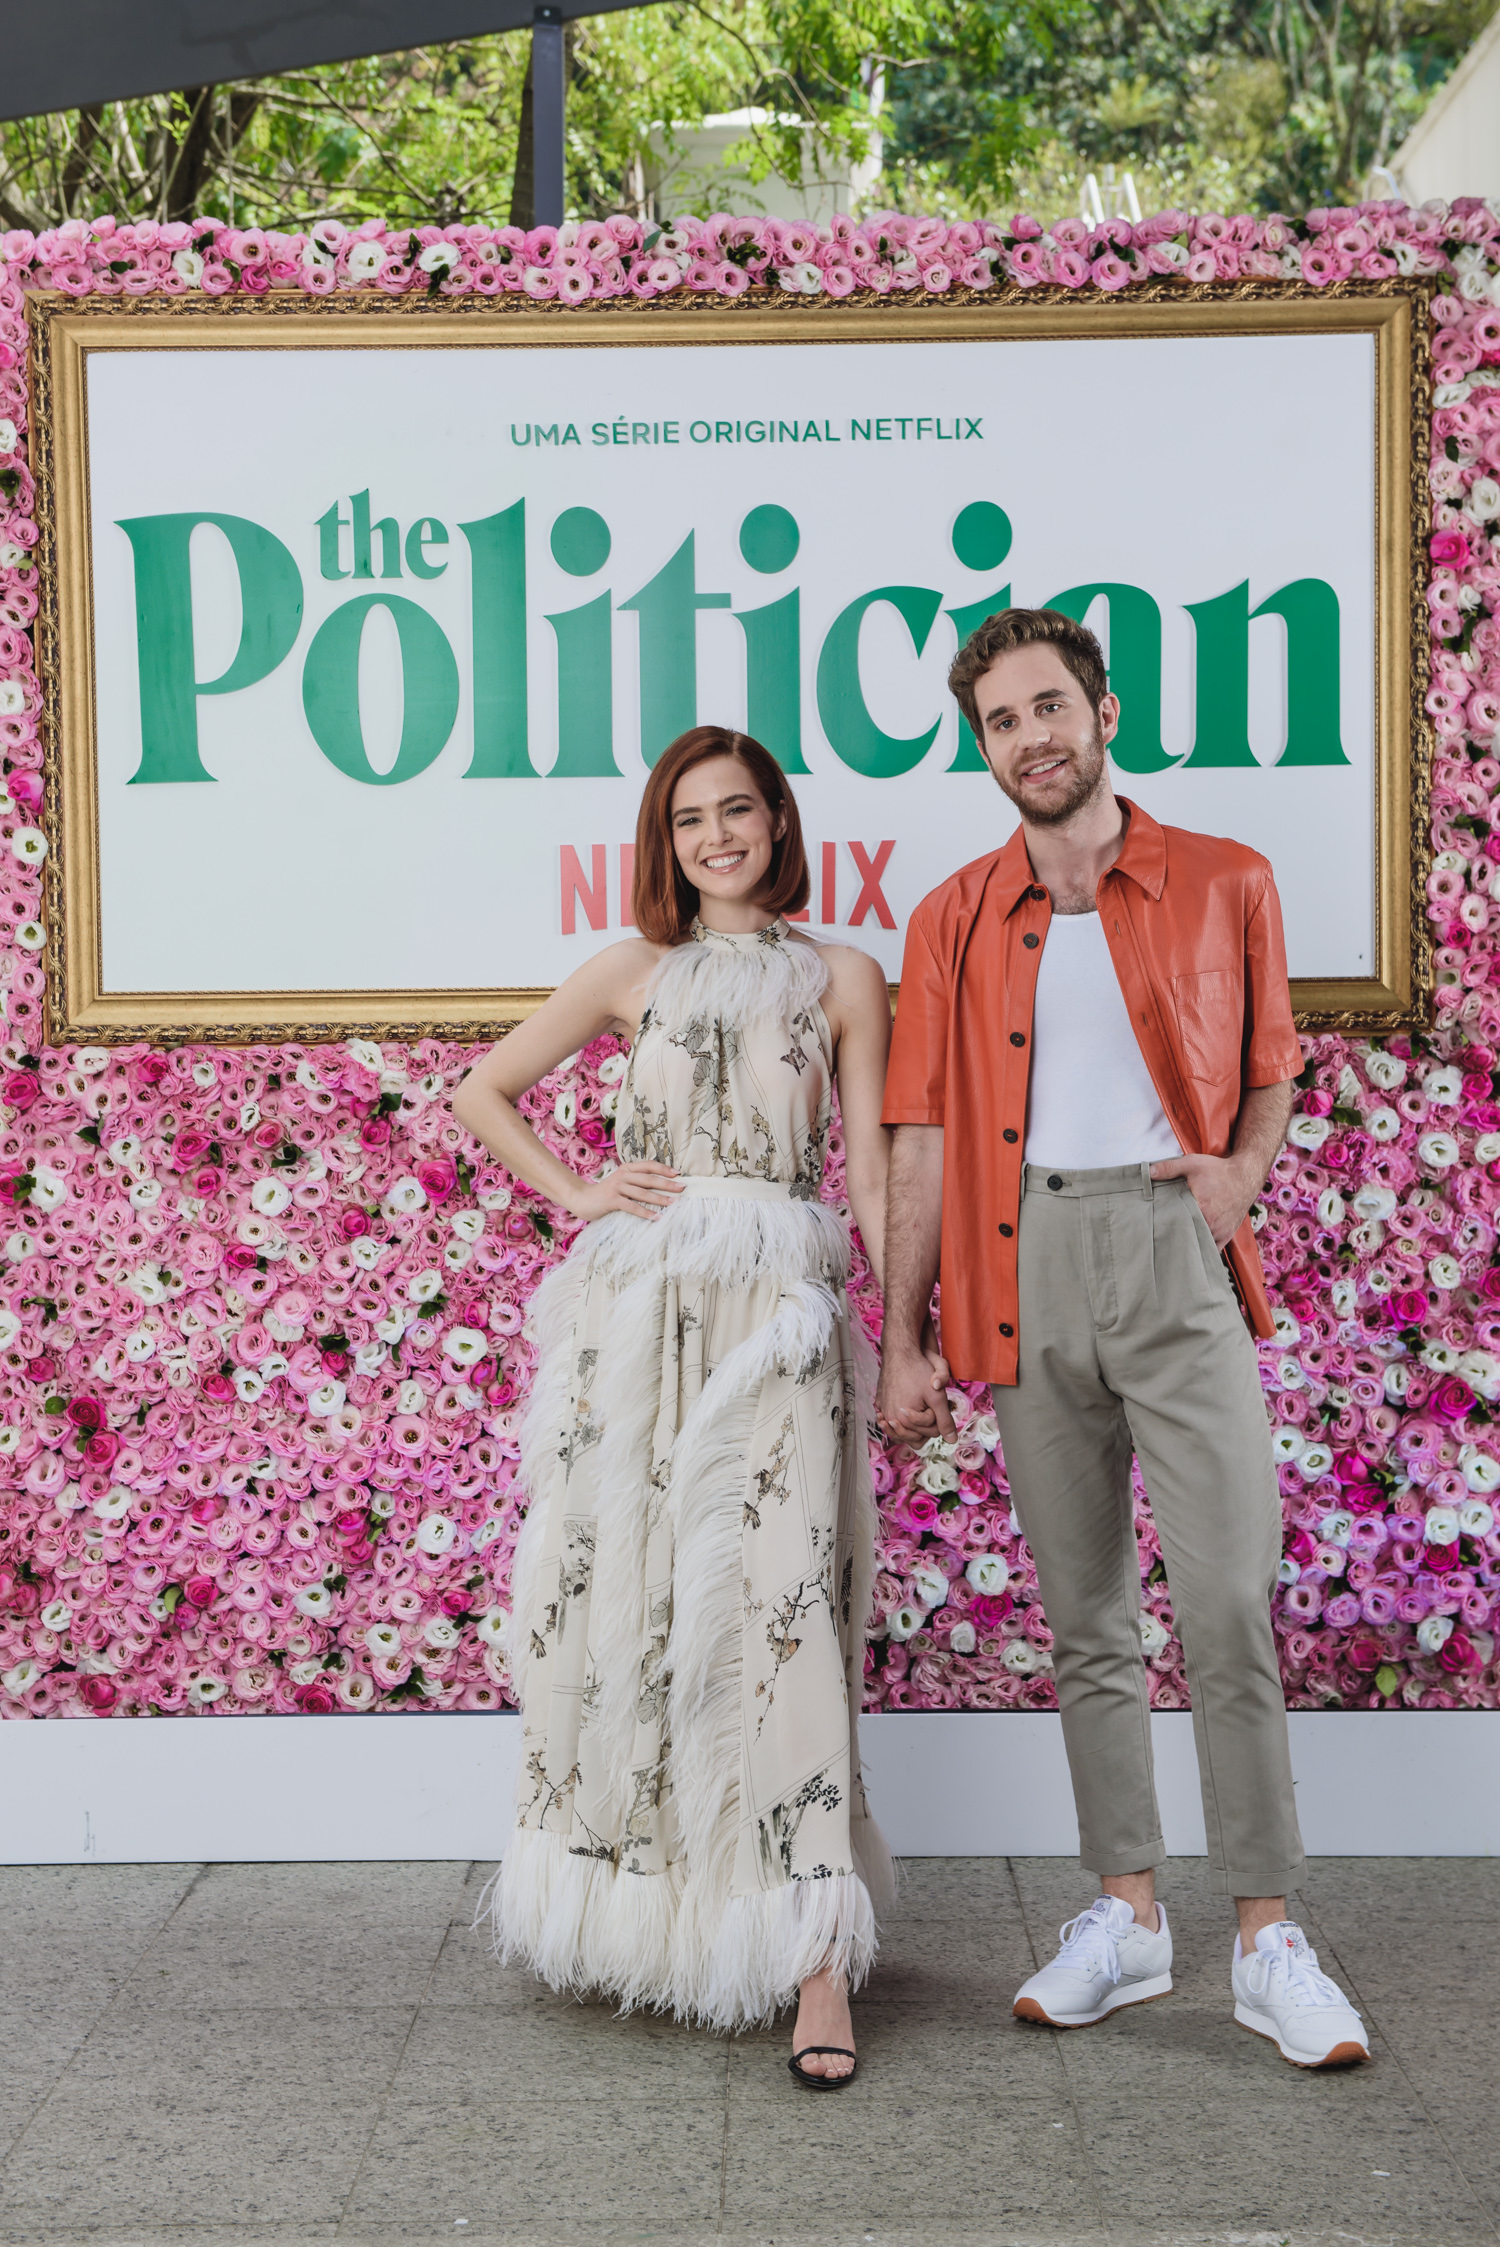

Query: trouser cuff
<box><xmin>1208</xmin><ymin>1856</ymin><xmax>1308</xmax><ymax>1899</ymax></box>
<box><xmin>1082</xmin><ymin>1836</ymin><xmax>1167</xmax><ymax>1878</ymax></box>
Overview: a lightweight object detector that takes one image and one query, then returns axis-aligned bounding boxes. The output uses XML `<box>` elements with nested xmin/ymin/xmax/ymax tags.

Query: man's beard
<box><xmin>994</xmin><ymin>719</ymin><xmax>1108</xmax><ymax>827</ymax></box>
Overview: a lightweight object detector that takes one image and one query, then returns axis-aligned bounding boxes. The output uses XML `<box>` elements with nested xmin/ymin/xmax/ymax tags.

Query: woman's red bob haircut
<box><xmin>632</xmin><ymin>727</ymin><xmax>810</xmax><ymax>946</ymax></box>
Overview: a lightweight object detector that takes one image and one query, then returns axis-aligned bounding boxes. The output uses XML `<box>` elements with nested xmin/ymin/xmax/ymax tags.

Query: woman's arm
<box><xmin>819</xmin><ymin>943</ymin><xmax>893</xmax><ymax>1288</ymax></box>
<box><xmin>452</xmin><ymin>938</ymin><xmax>681</xmax><ymax>1223</ymax></box>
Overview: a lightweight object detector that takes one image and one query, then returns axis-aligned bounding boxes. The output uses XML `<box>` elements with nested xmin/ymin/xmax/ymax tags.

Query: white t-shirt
<box><xmin>1023</xmin><ymin>910</ymin><xmax>1182</xmax><ymax>1169</ymax></box>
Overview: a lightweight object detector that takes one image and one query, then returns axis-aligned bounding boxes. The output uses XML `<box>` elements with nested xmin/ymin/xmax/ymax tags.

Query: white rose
<box><xmin>186</xmin><ymin>1677</ymin><xmax>228</xmax><ymax>1705</ymax></box>
<box><xmin>124</xmin><ymin>1327</ymin><xmax>157</xmax><ymax>1363</ymax></box>
<box><xmin>1459</xmin><ymin>1494</ymin><xmax>1496</xmax><ymax>1532</ymax></box>
<box><xmin>911</xmin><ymin>1564</ymin><xmax>950</xmax><ymax>1609</ymax></box>
<box><xmin>1138</xmin><ymin>1612</ymin><xmax>1170</xmax><ymax>1655</ymax></box>
<box><xmin>946</xmin><ymin>1619</ymin><xmax>977</xmax><ymax>1655</ymax></box>
<box><xmin>596</xmin><ymin>1052</ymin><xmax>628</xmax><ymax>1085</ymax></box>
<box><xmin>1469</xmin><ymin>474</ymin><xmax>1500</xmax><ymax>521</ymax></box>
<box><xmin>1475</xmin><ymin>1132</ymin><xmax>1500</xmax><ymax>1164</ymax></box>
<box><xmin>479</xmin><ymin>1186</ymin><xmax>513</xmax><ymax>1212</ymax></box>
<box><xmin>1460</xmin><ymin>1350</ymin><xmax>1500</xmax><ymax>1400</ymax></box>
<box><xmin>1420</xmin><ymin>1341</ymin><xmax>1460</xmax><ymax>1373</ymax></box>
<box><xmin>354</xmin><ymin>1340</ymin><xmax>388</xmax><ymax>1375</ymax></box>
<box><xmin>407</xmin><ymin>1269</ymin><xmax>444</xmax><ymax>1303</ymax></box>
<box><xmin>92</xmin><ymin>1488</ymin><xmax>132</xmax><ymax>1523</ymax></box>
<box><xmin>346</xmin><ymin>1037</ymin><xmax>384</xmax><ymax>1070</ymax></box>
<box><xmin>1270</xmin><ymin>1426</ymin><xmax>1306</xmax><ymax>1462</ymax></box>
<box><xmin>1271</xmin><ymin>1308</ymin><xmax>1302</xmax><ymax>1346</ymax></box>
<box><xmin>476</xmin><ymin>1607</ymin><xmax>509</xmax><ymax>1649</ymax></box>
<box><xmin>417</xmin><ymin>241</ymin><xmax>458</xmax><ymax>273</ymax></box>
<box><xmin>1331</xmin><ymin>1277</ymin><xmax>1358</xmax><ymax>1318</ymax></box>
<box><xmin>0</xmin><ymin>1306</ymin><xmax>19</xmax><ymax>1349</ymax></box>
<box><xmin>13</xmin><ymin>919</ymin><xmax>43</xmax><ymax>952</ymax></box>
<box><xmin>338</xmin><ymin>1672</ymin><xmax>377</xmax><ymax>1709</ymax></box>
<box><xmin>346</xmin><ymin>241</ymin><xmax>387</xmax><ymax>280</ymax></box>
<box><xmin>293</xmin><ymin>1584</ymin><xmax>335</xmax><ymax>1618</ymax></box>
<box><xmin>364</xmin><ymin>1623</ymin><xmax>403</xmax><ymax>1658</ymax></box>
<box><xmin>1287</xmin><ymin>1115</ymin><xmax>1331</xmax><ymax>1149</ymax></box>
<box><xmin>1416</xmin><ymin>1614</ymin><xmax>1455</xmax><ymax>1653</ymax></box>
<box><xmin>231</xmin><ymin>1367</ymin><xmax>264</xmax><ymax>1403</ymax></box>
<box><xmin>304</xmin><ymin>1380</ymin><xmax>346</xmax><ymax>1416</ymax></box>
<box><xmin>1364</xmin><ymin>1049</ymin><xmax>1407</xmax><ymax>1090</ymax></box>
<box><xmin>887</xmin><ymin>1601</ymin><xmax>924</xmax><ymax>1641</ymax></box>
<box><xmin>2</xmin><ymin>1659</ymin><xmax>41</xmax><ymax>1696</ymax></box>
<box><xmin>0</xmin><ymin>420</ymin><xmax>16</xmax><ymax>454</ymax></box>
<box><xmin>1417</xmin><ymin>1132</ymin><xmax>1461</xmax><ymax>1170</ymax></box>
<box><xmin>916</xmin><ymin>1457</ymin><xmax>958</xmax><ymax>1494</ymax></box>
<box><xmin>423</xmin><ymin>1615</ymin><xmax>459</xmax><ymax>1648</ymax></box>
<box><xmin>1352</xmin><ymin>1185</ymin><xmax>1398</xmax><ymax>1223</ymax></box>
<box><xmin>375</xmin><ymin>1311</ymin><xmax>408</xmax><ymax>1345</ymax></box>
<box><xmin>965</xmin><ymin>1553</ymin><xmax>1006</xmax><ymax>1593</ymax></box>
<box><xmin>1367</xmin><ymin>1106</ymin><xmax>1402</xmax><ymax>1141</ymax></box>
<box><xmin>384</xmin><ymin>1176</ymin><xmax>429</xmax><ymax>1216</ymax></box>
<box><xmin>1318</xmin><ymin>1509</ymin><xmax>1354</xmax><ymax>1547</ymax></box>
<box><xmin>966</xmin><ymin>1411</ymin><xmax>1000</xmax><ymax>1452</ymax></box>
<box><xmin>1423</xmin><ymin>1504</ymin><xmax>1461</xmax><ymax>1546</ymax></box>
<box><xmin>40</xmin><ymin>1599</ymin><xmax>71</xmax><ymax>1634</ymax></box>
<box><xmin>1277</xmin><ymin>1355</ymin><xmax>1307</xmax><ymax>1389</ymax></box>
<box><xmin>1423</xmin><ymin>1065</ymin><xmax>1464</xmax><ymax>1106</ymax></box>
<box><xmin>1001</xmin><ymin>1639</ymin><xmax>1038</xmax><ymax>1674</ymax></box>
<box><xmin>554</xmin><ymin>1088</ymin><xmax>577</xmax><ymax>1129</ymax></box>
<box><xmin>1297</xmin><ymin>1442</ymin><xmax>1334</xmax><ymax>1480</ymax></box>
<box><xmin>1463</xmin><ymin>1452</ymin><xmax>1500</xmax><ymax>1494</ymax></box>
<box><xmin>1317</xmin><ymin>1188</ymin><xmax>1345</xmax><ymax>1227</ymax></box>
<box><xmin>415</xmin><ymin>1512</ymin><xmax>458</xmax><ymax>1555</ymax></box>
<box><xmin>1349</xmin><ymin>1219</ymin><xmax>1386</xmax><ymax>1256</ymax></box>
<box><xmin>0</xmin><ymin>541</ymin><xmax>25</xmax><ymax>567</ymax></box>
<box><xmin>442</xmin><ymin>1325</ymin><xmax>487</xmax><ymax>1367</ymax></box>
<box><xmin>472</xmin><ymin>1518</ymin><xmax>506</xmax><ymax>1552</ymax></box>
<box><xmin>10</xmin><ymin>827</ymin><xmax>45</xmax><ymax>867</ymax></box>
<box><xmin>1277</xmin><ymin>1556</ymin><xmax>1302</xmax><ymax>1585</ymax></box>
<box><xmin>449</xmin><ymin>1209</ymin><xmax>485</xmax><ymax>1243</ymax></box>
<box><xmin>250</xmin><ymin>1178</ymin><xmax>292</xmax><ymax>1216</ymax></box>
<box><xmin>351</xmin><ymin>1236</ymin><xmax>385</xmax><ymax>1270</ymax></box>
<box><xmin>1428</xmin><ymin>1253</ymin><xmax>1464</xmax><ymax>1291</ymax></box>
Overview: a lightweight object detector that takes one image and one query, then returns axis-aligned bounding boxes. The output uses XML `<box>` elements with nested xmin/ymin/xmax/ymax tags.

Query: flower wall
<box><xmin>0</xmin><ymin>199</ymin><xmax>1496</xmax><ymax>1720</ymax></box>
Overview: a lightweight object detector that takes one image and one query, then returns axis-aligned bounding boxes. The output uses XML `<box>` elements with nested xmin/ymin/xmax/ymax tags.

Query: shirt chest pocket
<box><xmin>1171</xmin><ymin>968</ymin><xmax>1240</xmax><ymax>1084</ymax></box>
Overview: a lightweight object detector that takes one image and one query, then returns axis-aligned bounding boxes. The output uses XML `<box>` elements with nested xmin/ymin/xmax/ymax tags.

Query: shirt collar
<box><xmin>993</xmin><ymin>795</ymin><xmax>1165</xmax><ymax>919</ymax></box>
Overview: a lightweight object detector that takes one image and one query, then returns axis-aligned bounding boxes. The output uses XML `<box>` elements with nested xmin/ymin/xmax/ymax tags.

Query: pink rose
<box><xmin>4</xmin><ymin>1070</ymin><xmax>38</xmax><ymax>1109</ymax></box>
<box><xmin>970</xmin><ymin>1593</ymin><xmax>1012</xmax><ymax>1630</ymax></box>
<box><xmin>1432</xmin><ymin>529</ymin><xmax>1472</xmax><ymax>568</ymax></box>
<box><xmin>183</xmin><ymin>1574</ymin><xmax>217</xmax><ymax>1609</ymax></box>
<box><xmin>191</xmin><ymin>1165</ymin><xmax>223</xmax><ymax>1197</ymax></box>
<box><xmin>172</xmin><ymin>1130</ymin><xmax>213</xmax><ymax>1168</ymax></box>
<box><xmin>66</xmin><ymin>1396</ymin><xmax>102</xmax><ymax>1432</ymax></box>
<box><xmin>295</xmin><ymin>1680</ymin><xmax>337</xmax><ymax>1713</ymax></box>
<box><xmin>1301</xmin><ymin>1089</ymin><xmax>1334</xmax><ymax>1116</ymax></box>
<box><xmin>80</xmin><ymin>1677</ymin><xmax>117</xmax><ymax>1711</ymax></box>
<box><xmin>224</xmin><ymin>1245</ymin><xmax>259</xmax><ymax>1272</ymax></box>
<box><xmin>905</xmin><ymin>1493</ymin><xmax>939</xmax><ymax>1529</ymax></box>
<box><xmin>338</xmin><ymin>1206</ymin><xmax>372</xmax><ymax>1238</ymax></box>
<box><xmin>1438</xmin><ymin>1630</ymin><xmax>1479</xmax><ymax>1672</ymax></box>
<box><xmin>1391</xmin><ymin>1287</ymin><xmax>1429</xmax><ymax>1326</ymax></box>
<box><xmin>24</xmin><ymin>1354</ymin><xmax>56</xmax><ymax>1383</ymax></box>
<box><xmin>1431</xmin><ymin>1376</ymin><xmax>1475</xmax><ymax>1423</ymax></box>
<box><xmin>416</xmin><ymin>1157</ymin><xmax>456</xmax><ymax>1201</ymax></box>
<box><xmin>252</xmin><ymin>1120</ymin><xmax>283</xmax><ymax>1151</ymax></box>
<box><xmin>83</xmin><ymin>1429</ymin><xmax>119</xmax><ymax>1469</ymax></box>
<box><xmin>199</xmin><ymin>1372</ymin><xmax>236</xmax><ymax>1402</ymax></box>
<box><xmin>360</xmin><ymin>1118</ymin><xmax>391</xmax><ymax>1148</ymax></box>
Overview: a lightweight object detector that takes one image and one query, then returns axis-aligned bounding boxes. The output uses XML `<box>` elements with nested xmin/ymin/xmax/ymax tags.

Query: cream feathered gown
<box><xmin>487</xmin><ymin>917</ymin><xmax>893</xmax><ymax>2029</ymax></box>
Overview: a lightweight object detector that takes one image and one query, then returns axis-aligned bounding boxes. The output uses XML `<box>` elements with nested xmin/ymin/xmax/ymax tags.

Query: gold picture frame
<box><xmin>26</xmin><ymin>280</ymin><xmax>1432</xmax><ymax>1045</ymax></box>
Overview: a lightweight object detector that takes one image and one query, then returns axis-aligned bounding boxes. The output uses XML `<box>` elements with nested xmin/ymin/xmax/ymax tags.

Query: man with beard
<box><xmin>875</xmin><ymin>607</ymin><xmax>1368</xmax><ymax>2069</ymax></box>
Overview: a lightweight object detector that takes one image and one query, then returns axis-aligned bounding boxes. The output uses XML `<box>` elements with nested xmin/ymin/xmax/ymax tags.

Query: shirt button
<box><xmin>1009</xmin><ymin>1031</ymin><xmax>1026</xmax><ymax>1047</ymax></box>
<box><xmin>999</xmin><ymin>1322</ymin><xmax>1014</xmax><ymax>1337</ymax></box>
<box><xmin>1023</xmin><ymin>932</ymin><xmax>1039</xmax><ymax>949</ymax></box>
<box><xmin>1003</xmin><ymin>1128</ymin><xmax>1018</xmax><ymax>1144</ymax></box>
<box><xmin>1047</xmin><ymin>1174</ymin><xmax>1064</xmax><ymax>1191</ymax></box>
<box><xmin>999</xmin><ymin>1222</ymin><xmax>1013</xmax><ymax>1237</ymax></box>
<box><xmin>1029</xmin><ymin>886</ymin><xmax>1046</xmax><ymax>901</ymax></box>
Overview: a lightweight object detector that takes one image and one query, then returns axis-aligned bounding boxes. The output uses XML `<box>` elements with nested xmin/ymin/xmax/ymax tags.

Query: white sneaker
<box><xmin>1013</xmin><ymin>1895</ymin><xmax>1173</xmax><ymax>2028</ymax></box>
<box><xmin>1232</xmin><ymin>1921</ymin><xmax>1370</xmax><ymax>2068</ymax></box>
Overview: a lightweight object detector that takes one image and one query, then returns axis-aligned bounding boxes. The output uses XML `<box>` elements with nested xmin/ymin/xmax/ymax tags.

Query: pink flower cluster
<box><xmin>2</xmin><ymin>199</ymin><xmax>1499</xmax><ymax>1718</ymax></box>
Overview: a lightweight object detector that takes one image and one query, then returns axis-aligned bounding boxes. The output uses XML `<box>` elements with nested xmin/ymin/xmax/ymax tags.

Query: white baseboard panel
<box><xmin>0</xmin><ymin>1709</ymin><xmax>1493</xmax><ymax>1864</ymax></box>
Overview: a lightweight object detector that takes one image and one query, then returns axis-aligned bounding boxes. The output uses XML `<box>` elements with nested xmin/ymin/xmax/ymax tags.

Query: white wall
<box><xmin>1392</xmin><ymin>11</ymin><xmax>1500</xmax><ymax>204</ymax></box>
<box><xmin>0</xmin><ymin>1711</ymin><xmax>1493</xmax><ymax>1863</ymax></box>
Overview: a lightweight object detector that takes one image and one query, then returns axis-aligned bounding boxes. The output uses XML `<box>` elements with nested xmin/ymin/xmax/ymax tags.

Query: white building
<box><xmin>643</xmin><ymin>108</ymin><xmax>881</xmax><ymax>225</ymax></box>
<box><xmin>1389</xmin><ymin>9</ymin><xmax>1500</xmax><ymax>205</ymax></box>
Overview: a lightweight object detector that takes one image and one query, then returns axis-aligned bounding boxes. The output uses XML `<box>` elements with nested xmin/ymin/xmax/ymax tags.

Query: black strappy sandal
<box><xmin>788</xmin><ymin>2045</ymin><xmax>858</xmax><ymax>2090</ymax></box>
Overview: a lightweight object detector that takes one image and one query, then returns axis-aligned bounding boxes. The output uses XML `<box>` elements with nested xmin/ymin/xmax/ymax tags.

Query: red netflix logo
<box><xmin>561</xmin><ymin>842</ymin><xmax>896</xmax><ymax>933</ymax></box>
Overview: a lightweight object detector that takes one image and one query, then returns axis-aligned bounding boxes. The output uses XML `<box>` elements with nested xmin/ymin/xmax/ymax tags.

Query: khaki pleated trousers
<box><xmin>991</xmin><ymin>1163</ymin><xmax>1305</xmax><ymax>1898</ymax></box>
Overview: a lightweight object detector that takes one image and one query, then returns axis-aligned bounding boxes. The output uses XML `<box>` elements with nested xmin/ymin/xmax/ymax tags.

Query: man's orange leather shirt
<box><xmin>882</xmin><ymin>799</ymin><xmax>1305</xmax><ymax>1385</ymax></box>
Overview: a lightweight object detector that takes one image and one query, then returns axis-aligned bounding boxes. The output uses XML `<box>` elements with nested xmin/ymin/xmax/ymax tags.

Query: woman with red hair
<box><xmin>456</xmin><ymin>727</ymin><xmax>904</xmax><ymax>2085</ymax></box>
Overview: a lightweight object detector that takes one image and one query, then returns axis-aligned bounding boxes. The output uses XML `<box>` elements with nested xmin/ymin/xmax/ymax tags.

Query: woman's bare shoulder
<box><xmin>804</xmin><ymin>937</ymin><xmax>891</xmax><ymax>1003</ymax></box>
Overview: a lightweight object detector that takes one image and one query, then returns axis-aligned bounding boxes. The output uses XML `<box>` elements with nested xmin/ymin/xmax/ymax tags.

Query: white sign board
<box><xmin>42</xmin><ymin>297</ymin><xmax>1412</xmax><ymax>1033</ymax></box>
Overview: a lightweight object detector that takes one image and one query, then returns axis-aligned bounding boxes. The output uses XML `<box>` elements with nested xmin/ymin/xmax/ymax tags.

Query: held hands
<box><xmin>1149</xmin><ymin>1151</ymin><xmax>1256</xmax><ymax>1250</ymax></box>
<box><xmin>569</xmin><ymin>1160</ymin><xmax>683</xmax><ymax>1222</ymax></box>
<box><xmin>875</xmin><ymin>1317</ymin><xmax>955</xmax><ymax>1445</ymax></box>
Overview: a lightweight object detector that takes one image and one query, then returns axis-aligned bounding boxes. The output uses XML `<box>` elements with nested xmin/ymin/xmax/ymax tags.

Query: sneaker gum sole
<box><xmin>1014</xmin><ymin>1972</ymin><xmax>1173</xmax><ymax>2028</ymax></box>
<box><xmin>1234</xmin><ymin>2007</ymin><xmax>1370</xmax><ymax>2068</ymax></box>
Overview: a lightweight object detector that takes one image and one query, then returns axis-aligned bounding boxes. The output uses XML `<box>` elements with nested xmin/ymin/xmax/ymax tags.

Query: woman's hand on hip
<box><xmin>569</xmin><ymin>1161</ymin><xmax>683</xmax><ymax>1221</ymax></box>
